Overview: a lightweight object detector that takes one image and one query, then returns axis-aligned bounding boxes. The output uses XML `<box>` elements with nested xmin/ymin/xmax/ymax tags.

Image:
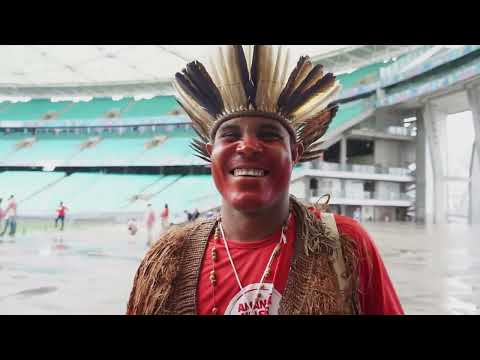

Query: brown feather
<box><xmin>175</xmin><ymin>72</ymin><xmax>210</xmax><ymax>111</ymax></box>
<box><xmin>287</xmin><ymin>64</ymin><xmax>324</xmax><ymax>105</ymax></box>
<box><xmin>292</xmin><ymin>81</ymin><xmax>341</xmax><ymax>122</ymax></box>
<box><xmin>249</xmin><ymin>45</ymin><xmax>261</xmax><ymax>108</ymax></box>
<box><xmin>234</xmin><ymin>45</ymin><xmax>255</xmax><ymax>105</ymax></box>
<box><xmin>299</xmin><ymin>108</ymin><xmax>336</xmax><ymax>147</ymax></box>
<box><xmin>190</xmin><ymin>140</ymin><xmax>211</xmax><ymax>161</ymax></box>
<box><xmin>277</xmin><ymin>55</ymin><xmax>308</xmax><ymax>110</ymax></box>
<box><xmin>284</xmin><ymin>73</ymin><xmax>336</xmax><ymax>116</ymax></box>
<box><xmin>185</xmin><ymin>61</ymin><xmax>224</xmax><ymax>116</ymax></box>
<box><xmin>189</xmin><ymin>145</ymin><xmax>211</xmax><ymax>163</ymax></box>
<box><xmin>175</xmin><ymin>100</ymin><xmax>211</xmax><ymax>141</ymax></box>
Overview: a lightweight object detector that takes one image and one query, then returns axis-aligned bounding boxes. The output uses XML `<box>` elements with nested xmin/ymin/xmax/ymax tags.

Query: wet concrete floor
<box><xmin>0</xmin><ymin>221</ymin><xmax>479</xmax><ymax>314</ymax></box>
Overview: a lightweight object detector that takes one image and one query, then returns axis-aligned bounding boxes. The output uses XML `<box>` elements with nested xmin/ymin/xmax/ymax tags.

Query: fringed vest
<box><xmin>127</xmin><ymin>197</ymin><xmax>361</xmax><ymax>315</ymax></box>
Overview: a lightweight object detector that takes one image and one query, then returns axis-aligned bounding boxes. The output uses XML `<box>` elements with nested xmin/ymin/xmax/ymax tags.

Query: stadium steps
<box><xmin>57</xmin><ymin>98</ymin><xmax>132</xmax><ymax>120</ymax></box>
<box><xmin>19</xmin><ymin>173</ymin><xmax>68</xmax><ymax>205</ymax></box>
<box><xmin>0</xmin><ymin>171</ymin><xmax>66</xmax><ymax>206</ymax></box>
<box><xmin>122</xmin><ymin>96</ymin><xmax>179</xmax><ymax>118</ymax></box>
<box><xmin>117</xmin><ymin>98</ymin><xmax>136</xmax><ymax>117</ymax></box>
<box><xmin>131</xmin><ymin>174</ymin><xmax>167</xmax><ymax>196</ymax></box>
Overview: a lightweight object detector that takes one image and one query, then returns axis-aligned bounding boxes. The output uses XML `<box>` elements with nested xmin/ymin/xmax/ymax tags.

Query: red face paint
<box><xmin>209</xmin><ymin>117</ymin><xmax>296</xmax><ymax>212</ymax></box>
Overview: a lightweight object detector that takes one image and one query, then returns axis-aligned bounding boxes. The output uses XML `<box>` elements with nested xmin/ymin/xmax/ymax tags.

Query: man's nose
<box><xmin>236</xmin><ymin>136</ymin><xmax>263</xmax><ymax>156</ymax></box>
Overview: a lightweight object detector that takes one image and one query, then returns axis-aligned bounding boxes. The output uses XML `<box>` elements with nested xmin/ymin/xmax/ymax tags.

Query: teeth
<box><xmin>233</xmin><ymin>168</ymin><xmax>265</xmax><ymax>177</ymax></box>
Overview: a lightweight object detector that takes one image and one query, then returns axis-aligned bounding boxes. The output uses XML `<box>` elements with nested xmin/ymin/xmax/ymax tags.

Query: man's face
<box><xmin>207</xmin><ymin>116</ymin><xmax>301</xmax><ymax>213</ymax></box>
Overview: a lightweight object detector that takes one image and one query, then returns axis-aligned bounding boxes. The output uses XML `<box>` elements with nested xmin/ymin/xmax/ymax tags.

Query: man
<box><xmin>54</xmin><ymin>201</ymin><xmax>68</xmax><ymax>231</ymax></box>
<box><xmin>184</xmin><ymin>209</ymin><xmax>193</xmax><ymax>222</ymax></box>
<box><xmin>145</xmin><ymin>204</ymin><xmax>156</xmax><ymax>246</ymax></box>
<box><xmin>127</xmin><ymin>45</ymin><xmax>403</xmax><ymax>315</ymax></box>
<box><xmin>160</xmin><ymin>204</ymin><xmax>169</xmax><ymax>231</ymax></box>
<box><xmin>0</xmin><ymin>195</ymin><xmax>17</xmax><ymax>240</ymax></box>
<box><xmin>191</xmin><ymin>208</ymin><xmax>200</xmax><ymax>221</ymax></box>
<box><xmin>353</xmin><ymin>207</ymin><xmax>362</xmax><ymax>222</ymax></box>
<box><xmin>128</xmin><ymin>218</ymin><xmax>138</xmax><ymax>236</ymax></box>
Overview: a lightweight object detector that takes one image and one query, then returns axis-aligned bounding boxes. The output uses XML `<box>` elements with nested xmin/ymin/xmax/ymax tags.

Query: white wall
<box><xmin>317</xmin><ymin>177</ymin><xmax>342</xmax><ymax>197</ymax></box>
<box><xmin>376</xmin><ymin>181</ymin><xmax>401</xmax><ymax>199</ymax></box>
<box><xmin>400</xmin><ymin>141</ymin><xmax>416</xmax><ymax>166</ymax></box>
<box><xmin>471</xmin><ymin>143</ymin><xmax>480</xmax><ymax>224</ymax></box>
<box><xmin>345</xmin><ymin>179</ymin><xmax>364</xmax><ymax>198</ymax></box>
<box><xmin>290</xmin><ymin>178</ymin><xmax>308</xmax><ymax>199</ymax></box>
<box><xmin>374</xmin><ymin>139</ymin><xmax>401</xmax><ymax>167</ymax></box>
<box><xmin>425</xmin><ymin>135</ymin><xmax>435</xmax><ymax>224</ymax></box>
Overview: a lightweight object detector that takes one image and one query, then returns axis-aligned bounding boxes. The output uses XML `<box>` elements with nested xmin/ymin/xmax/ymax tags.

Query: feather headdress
<box><xmin>173</xmin><ymin>45</ymin><xmax>341</xmax><ymax>163</ymax></box>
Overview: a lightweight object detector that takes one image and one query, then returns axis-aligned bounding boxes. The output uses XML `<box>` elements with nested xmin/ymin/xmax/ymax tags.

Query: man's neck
<box><xmin>219</xmin><ymin>198</ymin><xmax>290</xmax><ymax>242</ymax></box>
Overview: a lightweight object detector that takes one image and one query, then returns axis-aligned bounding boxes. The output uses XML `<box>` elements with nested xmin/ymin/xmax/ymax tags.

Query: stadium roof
<box><xmin>0</xmin><ymin>45</ymin><xmax>422</xmax><ymax>100</ymax></box>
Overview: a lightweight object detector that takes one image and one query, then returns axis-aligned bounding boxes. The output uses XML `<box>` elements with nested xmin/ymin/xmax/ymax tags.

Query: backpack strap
<box><xmin>321</xmin><ymin>212</ymin><xmax>349</xmax><ymax>293</ymax></box>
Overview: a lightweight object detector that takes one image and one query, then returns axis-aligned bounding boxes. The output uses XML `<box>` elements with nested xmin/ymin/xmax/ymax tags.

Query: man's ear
<box><xmin>206</xmin><ymin>142</ymin><xmax>213</xmax><ymax>157</ymax></box>
<box><xmin>292</xmin><ymin>142</ymin><xmax>304</xmax><ymax>164</ymax></box>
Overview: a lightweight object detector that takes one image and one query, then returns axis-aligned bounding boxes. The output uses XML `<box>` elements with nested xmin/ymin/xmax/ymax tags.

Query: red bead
<box><xmin>212</xmin><ymin>307</ymin><xmax>218</xmax><ymax>314</ymax></box>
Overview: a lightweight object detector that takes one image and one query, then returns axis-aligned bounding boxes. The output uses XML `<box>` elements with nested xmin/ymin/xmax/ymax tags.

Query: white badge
<box><xmin>224</xmin><ymin>283</ymin><xmax>282</xmax><ymax>315</ymax></box>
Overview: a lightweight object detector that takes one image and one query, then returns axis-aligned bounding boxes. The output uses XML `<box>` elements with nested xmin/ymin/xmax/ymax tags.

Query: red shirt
<box><xmin>161</xmin><ymin>208</ymin><xmax>169</xmax><ymax>218</ymax></box>
<box><xmin>146</xmin><ymin>210</ymin><xmax>155</xmax><ymax>227</ymax></box>
<box><xmin>197</xmin><ymin>212</ymin><xmax>404</xmax><ymax>315</ymax></box>
<box><xmin>57</xmin><ymin>205</ymin><xmax>67</xmax><ymax>217</ymax></box>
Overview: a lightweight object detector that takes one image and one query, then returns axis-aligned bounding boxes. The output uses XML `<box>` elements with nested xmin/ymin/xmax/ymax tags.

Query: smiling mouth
<box><xmin>230</xmin><ymin>168</ymin><xmax>269</xmax><ymax>177</ymax></box>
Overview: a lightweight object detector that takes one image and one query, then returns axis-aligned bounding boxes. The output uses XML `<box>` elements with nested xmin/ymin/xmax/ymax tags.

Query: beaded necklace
<box><xmin>208</xmin><ymin>213</ymin><xmax>291</xmax><ymax>315</ymax></box>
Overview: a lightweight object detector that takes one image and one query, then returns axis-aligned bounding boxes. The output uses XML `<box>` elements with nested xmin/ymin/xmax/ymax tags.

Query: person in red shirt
<box><xmin>127</xmin><ymin>45</ymin><xmax>403</xmax><ymax>315</ymax></box>
<box><xmin>54</xmin><ymin>201</ymin><xmax>68</xmax><ymax>231</ymax></box>
<box><xmin>160</xmin><ymin>204</ymin><xmax>169</xmax><ymax>231</ymax></box>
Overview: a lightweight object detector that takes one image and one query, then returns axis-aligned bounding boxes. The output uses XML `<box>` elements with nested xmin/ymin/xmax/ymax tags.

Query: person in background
<box><xmin>54</xmin><ymin>201</ymin><xmax>68</xmax><ymax>231</ymax></box>
<box><xmin>184</xmin><ymin>210</ymin><xmax>193</xmax><ymax>222</ymax></box>
<box><xmin>128</xmin><ymin>218</ymin><xmax>138</xmax><ymax>236</ymax></box>
<box><xmin>191</xmin><ymin>208</ymin><xmax>200</xmax><ymax>221</ymax></box>
<box><xmin>353</xmin><ymin>207</ymin><xmax>362</xmax><ymax>222</ymax></box>
<box><xmin>160</xmin><ymin>204</ymin><xmax>169</xmax><ymax>231</ymax></box>
<box><xmin>145</xmin><ymin>204</ymin><xmax>156</xmax><ymax>247</ymax></box>
<box><xmin>0</xmin><ymin>195</ymin><xmax>17</xmax><ymax>241</ymax></box>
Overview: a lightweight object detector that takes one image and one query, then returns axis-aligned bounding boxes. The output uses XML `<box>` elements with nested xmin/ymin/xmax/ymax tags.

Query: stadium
<box><xmin>1</xmin><ymin>45</ymin><xmax>479</xmax><ymax>314</ymax></box>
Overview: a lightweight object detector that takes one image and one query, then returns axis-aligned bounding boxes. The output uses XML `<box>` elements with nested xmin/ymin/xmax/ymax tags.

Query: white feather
<box><xmin>292</xmin><ymin>82</ymin><xmax>342</xmax><ymax>122</ymax></box>
<box><xmin>281</xmin><ymin>47</ymin><xmax>291</xmax><ymax>87</ymax></box>
<box><xmin>226</xmin><ymin>46</ymin><xmax>248</xmax><ymax>111</ymax></box>
<box><xmin>243</xmin><ymin>45</ymin><xmax>253</xmax><ymax>73</ymax></box>
<box><xmin>217</xmin><ymin>46</ymin><xmax>237</xmax><ymax>112</ymax></box>
<box><xmin>206</xmin><ymin>56</ymin><xmax>229</xmax><ymax>114</ymax></box>
<box><xmin>271</xmin><ymin>45</ymin><xmax>283</xmax><ymax>109</ymax></box>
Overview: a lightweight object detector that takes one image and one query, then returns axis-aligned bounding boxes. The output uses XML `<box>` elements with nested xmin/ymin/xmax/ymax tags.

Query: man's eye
<box><xmin>259</xmin><ymin>132</ymin><xmax>281</xmax><ymax>139</ymax></box>
<box><xmin>221</xmin><ymin>132</ymin><xmax>239</xmax><ymax>139</ymax></box>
